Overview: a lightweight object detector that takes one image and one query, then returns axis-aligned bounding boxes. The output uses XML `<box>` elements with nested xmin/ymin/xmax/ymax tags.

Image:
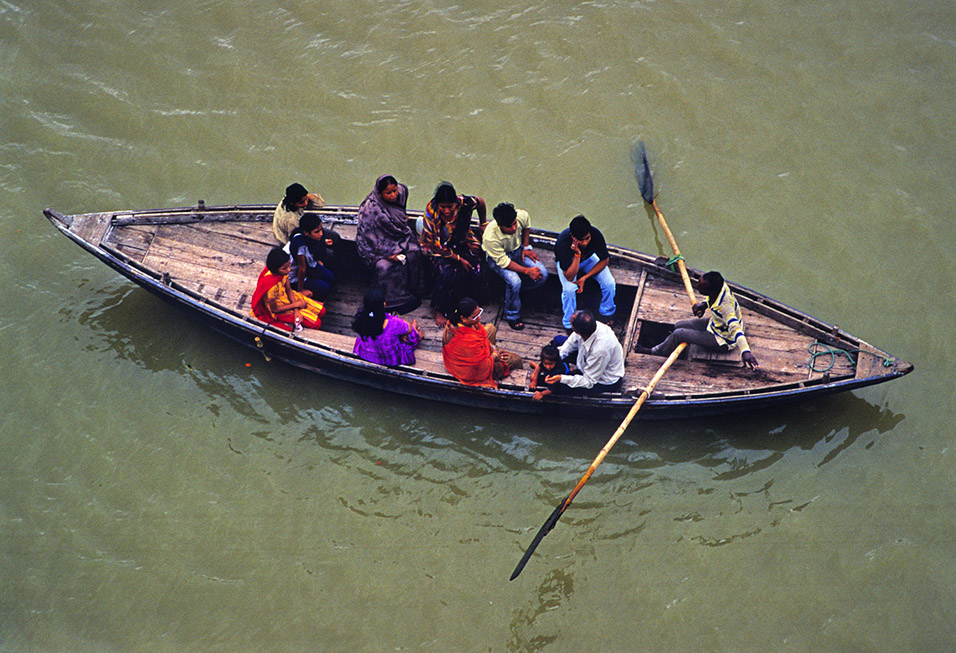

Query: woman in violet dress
<box><xmin>352</xmin><ymin>288</ymin><xmax>423</xmax><ymax>366</ymax></box>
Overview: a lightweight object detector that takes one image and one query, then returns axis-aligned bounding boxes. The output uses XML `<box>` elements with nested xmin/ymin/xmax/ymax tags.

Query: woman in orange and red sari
<box><xmin>251</xmin><ymin>247</ymin><xmax>325</xmax><ymax>331</ymax></box>
<box><xmin>441</xmin><ymin>297</ymin><xmax>522</xmax><ymax>388</ymax></box>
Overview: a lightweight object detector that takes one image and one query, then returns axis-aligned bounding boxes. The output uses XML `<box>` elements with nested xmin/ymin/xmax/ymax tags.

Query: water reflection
<box><xmin>508</xmin><ymin>567</ymin><xmax>573</xmax><ymax>651</ymax></box>
<box><xmin>75</xmin><ymin>285</ymin><xmax>905</xmax><ymax>481</ymax></box>
<box><xmin>74</xmin><ymin>283</ymin><xmax>905</xmax><ymax>553</ymax></box>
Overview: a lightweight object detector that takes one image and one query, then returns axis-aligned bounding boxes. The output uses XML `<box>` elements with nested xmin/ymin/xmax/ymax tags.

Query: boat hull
<box><xmin>44</xmin><ymin>205</ymin><xmax>913</xmax><ymax>419</ymax></box>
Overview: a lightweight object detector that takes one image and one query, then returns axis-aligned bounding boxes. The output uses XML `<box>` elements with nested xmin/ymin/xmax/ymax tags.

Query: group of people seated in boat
<box><xmin>251</xmin><ymin>177</ymin><xmax>757</xmax><ymax>397</ymax></box>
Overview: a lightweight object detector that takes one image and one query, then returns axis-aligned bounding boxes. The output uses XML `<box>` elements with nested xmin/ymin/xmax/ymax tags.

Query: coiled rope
<box><xmin>808</xmin><ymin>342</ymin><xmax>893</xmax><ymax>373</ymax></box>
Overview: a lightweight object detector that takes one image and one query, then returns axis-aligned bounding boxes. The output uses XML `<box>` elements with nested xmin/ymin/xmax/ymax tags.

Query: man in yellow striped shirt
<box><xmin>634</xmin><ymin>271</ymin><xmax>759</xmax><ymax>369</ymax></box>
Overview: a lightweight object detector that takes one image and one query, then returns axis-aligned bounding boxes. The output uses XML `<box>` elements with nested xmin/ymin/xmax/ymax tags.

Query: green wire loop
<box><xmin>665</xmin><ymin>255</ymin><xmax>684</xmax><ymax>272</ymax></box>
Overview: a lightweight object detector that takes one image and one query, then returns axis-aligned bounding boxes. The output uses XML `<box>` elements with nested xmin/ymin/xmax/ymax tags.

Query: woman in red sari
<box><xmin>442</xmin><ymin>297</ymin><xmax>522</xmax><ymax>388</ymax></box>
<box><xmin>251</xmin><ymin>247</ymin><xmax>325</xmax><ymax>331</ymax></box>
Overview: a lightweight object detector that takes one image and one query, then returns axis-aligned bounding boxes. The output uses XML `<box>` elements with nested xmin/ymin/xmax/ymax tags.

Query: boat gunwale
<box><xmin>43</xmin><ymin>205</ymin><xmax>913</xmax><ymax>419</ymax></box>
<box><xmin>94</xmin><ymin>203</ymin><xmax>877</xmax><ymax>348</ymax></box>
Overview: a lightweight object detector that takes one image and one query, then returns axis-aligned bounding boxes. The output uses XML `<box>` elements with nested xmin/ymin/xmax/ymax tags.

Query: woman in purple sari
<box><xmin>356</xmin><ymin>175</ymin><xmax>427</xmax><ymax>314</ymax></box>
<box><xmin>352</xmin><ymin>288</ymin><xmax>423</xmax><ymax>366</ymax></box>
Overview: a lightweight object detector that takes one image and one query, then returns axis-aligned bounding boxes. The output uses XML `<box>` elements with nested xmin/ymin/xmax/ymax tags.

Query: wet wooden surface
<box><xmin>101</xmin><ymin>210</ymin><xmax>858</xmax><ymax>397</ymax></box>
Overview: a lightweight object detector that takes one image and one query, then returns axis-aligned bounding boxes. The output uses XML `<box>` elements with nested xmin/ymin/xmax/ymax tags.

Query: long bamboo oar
<box><xmin>510</xmin><ymin>143</ymin><xmax>698</xmax><ymax>581</ymax></box>
<box><xmin>634</xmin><ymin>141</ymin><xmax>697</xmax><ymax>305</ymax></box>
<box><xmin>509</xmin><ymin>344</ymin><xmax>685</xmax><ymax>580</ymax></box>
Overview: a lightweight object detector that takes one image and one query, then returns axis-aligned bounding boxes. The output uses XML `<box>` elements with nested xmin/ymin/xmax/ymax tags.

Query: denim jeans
<box><xmin>486</xmin><ymin>250</ymin><xmax>549</xmax><ymax>321</ymax></box>
<box><xmin>557</xmin><ymin>254</ymin><xmax>616</xmax><ymax>328</ymax></box>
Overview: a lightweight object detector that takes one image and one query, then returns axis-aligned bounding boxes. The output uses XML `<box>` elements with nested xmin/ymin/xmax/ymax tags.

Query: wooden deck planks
<box><xmin>190</xmin><ymin>220</ymin><xmax>277</xmax><ymax>247</ymax></box>
<box><xmin>141</xmin><ymin>250</ymin><xmax>259</xmax><ymax>296</ymax></box>
<box><xmin>105</xmin><ymin>225</ymin><xmax>154</xmax><ymax>262</ymax></box>
<box><xmin>72</xmin><ymin>212</ymin><xmax>113</xmax><ymax>243</ymax></box>
<box><xmin>854</xmin><ymin>345</ymin><xmax>893</xmax><ymax>380</ymax></box>
<box><xmin>154</xmin><ymin>224</ymin><xmax>269</xmax><ymax>263</ymax></box>
<box><xmin>93</xmin><ymin>208</ymin><xmax>873</xmax><ymax>401</ymax></box>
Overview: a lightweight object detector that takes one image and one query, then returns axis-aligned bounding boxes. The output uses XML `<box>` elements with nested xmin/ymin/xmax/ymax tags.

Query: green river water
<box><xmin>1</xmin><ymin>1</ymin><xmax>954</xmax><ymax>650</ymax></box>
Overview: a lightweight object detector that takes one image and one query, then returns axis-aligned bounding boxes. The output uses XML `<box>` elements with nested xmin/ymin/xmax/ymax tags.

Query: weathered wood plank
<box><xmin>146</xmin><ymin>235</ymin><xmax>261</xmax><ymax>277</ymax></box>
<box><xmin>73</xmin><ymin>213</ymin><xmax>113</xmax><ymax>243</ymax></box>
<box><xmin>636</xmin><ymin>281</ymin><xmax>690</xmax><ymax>324</ymax></box>
<box><xmin>105</xmin><ymin>225</ymin><xmax>154</xmax><ymax>258</ymax></box>
<box><xmin>154</xmin><ymin>224</ymin><xmax>270</xmax><ymax>263</ymax></box>
<box><xmin>187</xmin><ymin>221</ymin><xmax>277</xmax><ymax>248</ymax></box>
<box><xmin>621</xmin><ymin>270</ymin><xmax>648</xmax><ymax>355</ymax></box>
<box><xmin>141</xmin><ymin>251</ymin><xmax>258</xmax><ymax>294</ymax></box>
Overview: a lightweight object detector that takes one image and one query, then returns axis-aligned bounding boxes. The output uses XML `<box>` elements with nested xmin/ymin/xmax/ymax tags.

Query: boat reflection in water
<box><xmin>46</xmin><ymin>203</ymin><xmax>912</xmax><ymax>420</ymax></box>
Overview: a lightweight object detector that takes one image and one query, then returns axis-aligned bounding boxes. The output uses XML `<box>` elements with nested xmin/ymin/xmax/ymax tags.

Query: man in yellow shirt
<box><xmin>481</xmin><ymin>202</ymin><xmax>548</xmax><ymax>330</ymax></box>
<box><xmin>634</xmin><ymin>270</ymin><xmax>759</xmax><ymax>369</ymax></box>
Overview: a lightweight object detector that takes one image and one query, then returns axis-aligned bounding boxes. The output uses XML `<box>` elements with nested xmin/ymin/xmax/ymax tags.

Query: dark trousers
<box><xmin>298</xmin><ymin>265</ymin><xmax>336</xmax><ymax>300</ymax></box>
<box><xmin>429</xmin><ymin>257</ymin><xmax>482</xmax><ymax>318</ymax></box>
<box><xmin>651</xmin><ymin>318</ymin><xmax>727</xmax><ymax>357</ymax></box>
<box><xmin>556</xmin><ymin>375</ymin><xmax>624</xmax><ymax>397</ymax></box>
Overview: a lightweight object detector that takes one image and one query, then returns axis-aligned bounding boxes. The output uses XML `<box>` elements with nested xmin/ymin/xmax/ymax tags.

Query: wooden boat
<box><xmin>43</xmin><ymin>203</ymin><xmax>912</xmax><ymax>419</ymax></box>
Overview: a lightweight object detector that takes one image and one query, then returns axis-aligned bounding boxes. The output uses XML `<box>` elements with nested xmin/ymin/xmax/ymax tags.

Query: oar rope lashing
<box><xmin>664</xmin><ymin>255</ymin><xmax>685</xmax><ymax>272</ymax></box>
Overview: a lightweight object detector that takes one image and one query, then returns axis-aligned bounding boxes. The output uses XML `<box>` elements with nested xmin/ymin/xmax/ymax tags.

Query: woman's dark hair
<box><xmin>282</xmin><ymin>182</ymin><xmax>309</xmax><ymax>211</ymax></box>
<box><xmin>298</xmin><ymin>212</ymin><xmax>323</xmax><ymax>233</ymax></box>
<box><xmin>450</xmin><ymin>297</ymin><xmax>479</xmax><ymax>325</ymax></box>
<box><xmin>266</xmin><ymin>247</ymin><xmax>290</xmax><ymax>274</ymax></box>
<box><xmin>431</xmin><ymin>182</ymin><xmax>477</xmax><ymax>257</ymax></box>
<box><xmin>352</xmin><ymin>288</ymin><xmax>387</xmax><ymax>338</ymax></box>
<box><xmin>540</xmin><ymin>344</ymin><xmax>561</xmax><ymax>363</ymax></box>
<box><xmin>432</xmin><ymin>181</ymin><xmax>457</xmax><ymax>206</ymax></box>
<box><xmin>376</xmin><ymin>175</ymin><xmax>398</xmax><ymax>193</ymax></box>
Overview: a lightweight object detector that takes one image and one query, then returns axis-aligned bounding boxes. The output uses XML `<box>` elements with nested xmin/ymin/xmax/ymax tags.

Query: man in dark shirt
<box><xmin>554</xmin><ymin>214</ymin><xmax>617</xmax><ymax>329</ymax></box>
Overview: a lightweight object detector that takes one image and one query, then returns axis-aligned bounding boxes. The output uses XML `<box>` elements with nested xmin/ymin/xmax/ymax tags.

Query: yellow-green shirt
<box><xmin>481</xmin><ymin>209</ymin><xmax>531</xmax><ymax>268</ymax></box>
<box><xmin>707</xmin><ymin>283</ymin><xmax>751</xmax><ymax>353</ymax></box>
<box><xmin>272</xmin><ymin>202</ymin><xmax>303</xmax><ymax>244</ymax></box>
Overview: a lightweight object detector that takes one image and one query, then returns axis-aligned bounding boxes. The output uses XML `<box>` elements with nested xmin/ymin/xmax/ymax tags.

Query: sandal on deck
<box><xmin>506</xmin><ymin>318</ymin><xmax>525</xmax><ymax>331</ymax></box>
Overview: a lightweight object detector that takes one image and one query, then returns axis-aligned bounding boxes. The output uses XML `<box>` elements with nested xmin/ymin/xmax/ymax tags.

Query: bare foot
<box><xmin>434</xmin><ymin>311</ymin><xmax>448</xmax><ymax>327</ymax></box>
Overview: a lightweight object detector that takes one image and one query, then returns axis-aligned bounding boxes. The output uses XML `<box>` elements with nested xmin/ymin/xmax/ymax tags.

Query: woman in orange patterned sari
<box><xmin>442</xmin><ymin>297</ymin><xmax>522</xmax><ymax>388</ymax></box>
<box><xmin>251</xmin><ymin>247</ymin><xmax>325</xmax><ymax>331</ymax></box>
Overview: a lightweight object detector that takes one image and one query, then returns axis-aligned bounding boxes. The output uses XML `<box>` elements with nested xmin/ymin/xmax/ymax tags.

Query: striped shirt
<box><xmin>419</xmin><ymin>195</ymin><xmax>481</xmax><ymax>258</ymax></box>
<box><xmin>706</xmin><ymin>283</ymin><xmax>751</xmax><ymax>353</ymax></box>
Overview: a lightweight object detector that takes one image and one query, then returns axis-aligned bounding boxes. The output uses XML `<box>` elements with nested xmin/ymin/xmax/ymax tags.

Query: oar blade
<box><xmin>631</xmin><ymin>141</ymin><xmax>655</xmax><ymax>204</ymax></box>
<box><xmin>509</xmin><ymin>498</ymin><xmax>568</xmax><ymax>581</ymax></box>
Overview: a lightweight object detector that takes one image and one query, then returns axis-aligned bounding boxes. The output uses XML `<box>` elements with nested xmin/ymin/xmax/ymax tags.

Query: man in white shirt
<box><xmin>545</xmin><ymin>310</ymin><xmax>625</xmax><ymax>396</ymax></box>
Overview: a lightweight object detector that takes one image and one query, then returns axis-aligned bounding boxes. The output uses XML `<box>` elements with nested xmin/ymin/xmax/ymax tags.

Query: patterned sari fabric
<box><xmin>356</xmin><ymin>177</ymin><xmax>416</xmax><ymax>263</ymax></box>
<box><xmin>442</xmin><ymin>323</ymin><xmax>497</xmax><ymax>388</ymax></box>
<box><xmin>250</xmin><ymin>267</ymin><xmax>325</xmax><ymax>331</ymax></box>
<box><xmin>420</xmin><ymin>195</ymin><xmax>484</xmax><ymax>316</ymax></box>
<box><xmin>356</xmin><ymin>176</ymin><xmax>427</xmax><ymax>308</ymax></box>
<box><xmin>352</xmin><ymin>315</ymin><xmax>421</xmax><ymax>366</ymax></box>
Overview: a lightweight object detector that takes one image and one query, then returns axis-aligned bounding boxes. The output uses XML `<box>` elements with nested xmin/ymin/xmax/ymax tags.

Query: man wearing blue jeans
<box><xmin>554</xmin><ymin>214</ymin><xmax>617</xmax><ymax>330</ymax></box>
<box><xmin>481</xmin><ymin>202</ymin><xmax>549</xmax><ymax>330</ymax></box>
